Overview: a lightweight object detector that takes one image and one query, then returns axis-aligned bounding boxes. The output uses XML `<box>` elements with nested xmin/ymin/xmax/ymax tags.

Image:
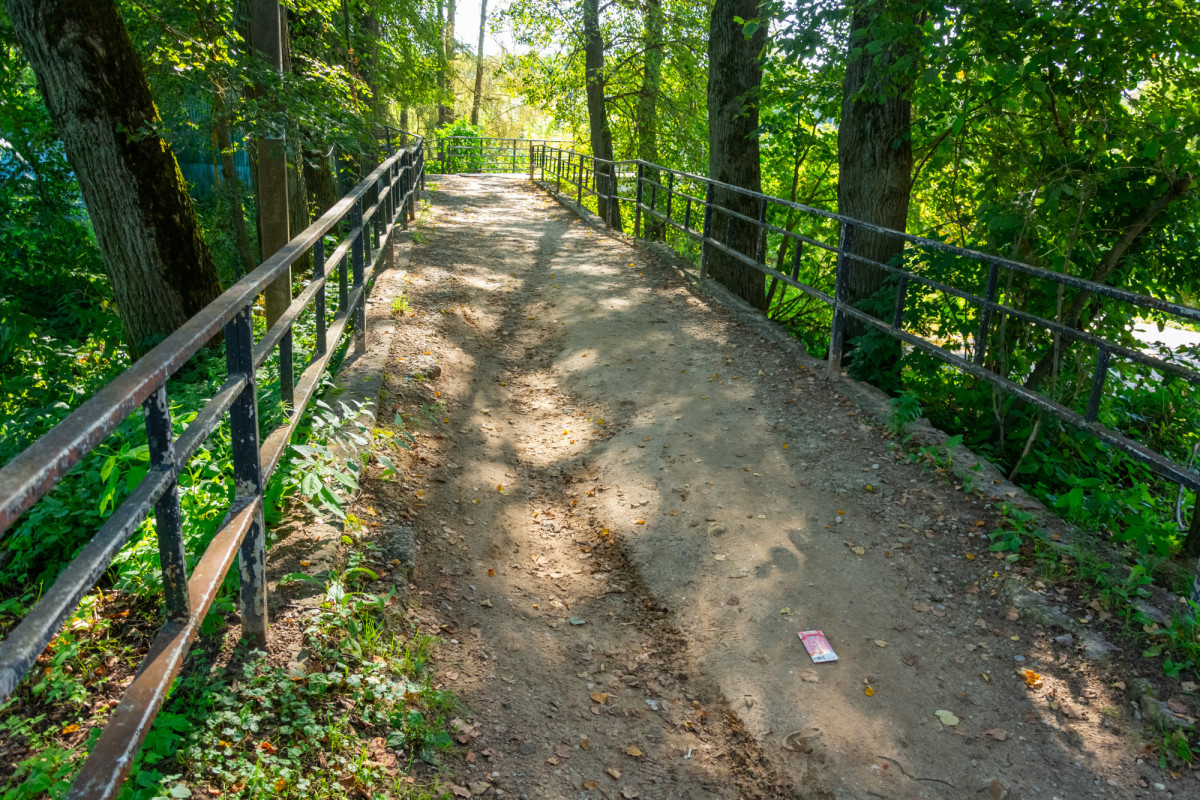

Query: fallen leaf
<box><xmin>625</xmin><ymin>745</ymin><xmax>643</xmax><ymax>757</ymax></box>
<box><xmin>61</xmin><ymin>724</ymin><xmax>80</xmax><ymax>734</ymax></box>
<box><xmin>934</xmin><ymin>710</ymin><xmax>959</xmax><ymax>726</ymax></box>
<box><xmin>864</xmin><ymin>686</ymin><xmax>875</xmax><ymax>696</ymax></box>
<box><xmin>621</xmin><ymin>789</ymin><xmax>639</xmax><ymax>799</ymax></box>
<box><xmin>480</xmin><ymin>599</ymin><xmax>493</xmax><ymax>608</ymax></box>
<box><xmin>851</xmin><ymin>546</ymin><xmax>866</xmax><ymax>556</ymax></box>
<box><xmin>275</xmin><ymin>779</ymin><xmax>287</xmax><ymax>792</ymax></box>
<box><xmin>800</xmin><ymin>670</ymin><xmax>820</xmax><ymax>683</ymax></box>
<box><xmin>713</xmin><ymin>554</ymin><xmax>727</xmax><ymax>561</ymax></box>
<box><xmin>583</xmin><ymin>781</ymin><xmax>598</xmax><ymax>790</ymax></box>
<box><xmin>874</xmin><ymin>640</ymin><xmax>888</xmax><ymax>648</ymax></box>
<box><xmin>1023</xmin><ymin>670</ymin><xmax>1043</xmax><ymax>689</ymax></box>
<box><xmin>259</xmin><ymin>741</ymin><xmax>277</xmax><ymax>754</ymax></box>
<box><xmin>913</xmin><ymin>602</ymin><xmax>932</xmax><ymax>613</ymax></box>
<box><xmin>299</xmin><ymin>560</ymin><xmax>311</xmax><ymax>567</ymax></box>
<box><xmin>1167</xmin><ymin>697</ymin><xmax>1191</xmax><ymax>716</ymax></box>
<box><xmin>779</xmin><ymin>607</ymin><xmax>793</xmax><ymax>616</ymax></box>
<box><xmin>983</xmin><ymin>728</ymin><xmax>1007</xmax><ymax>741</ymax></box>
<box><xmin>590</xmin><ymin>691</ymin><xmax>610</xmax><ymax>705</ymax></box>
<box><xmin>606</xmin><ymin>767</ymin><xmax>621</xmax><ymax>780</ymax></box>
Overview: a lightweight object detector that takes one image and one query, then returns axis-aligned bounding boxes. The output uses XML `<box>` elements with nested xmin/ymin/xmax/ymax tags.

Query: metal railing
<box><xmin>517</xmin><ymin>142</ymin><xmax>1200</xmax><ymax>541</ymax></box>
<box><xmin>427</xmin><ymin>136</ymin><xmax>574</xmax><ymax>175</ymax></box>
<box><xmin>0</xmin><ymin>134</ymin><xmax>426</xmax><ymax>799</ymax></box>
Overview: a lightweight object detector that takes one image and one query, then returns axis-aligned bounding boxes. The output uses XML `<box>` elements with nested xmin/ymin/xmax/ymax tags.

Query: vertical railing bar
<box><xmin>974</xmin><ymin>261</ymin><xmax>1001</xmax><ymax>365</ymax></box>
<box><xmin>829</xmin><ymin>221</ymin><xmax>853</xmax><ymax>372</ymax></box>
<box><xmin>351</xmin><ymin>195</ymin><xmax>366</xmax><ymax>353</ymax></box>
<box><xmin>143</xmin><ymin>385</ymin><xmax>188</xmax><ymax>622</ymax></box>
<box><xmin>1085</xmin><ymin>347</ymin><xmax>1111</xmax><ymax>423</ymax></box>
<box><xmin>754</xmin><ymin>196</ymin><xmax>767</xmax><ymax>265</ymax></box>
<box><xmin>665</xmin><ymin>172</ymin><xmax>674</xmax><ymax>244</ymax></box>
<box><xmin>314</xmin><ymin>235</ymin><xmax>327</xmax><ymax>355</ymax></box>
<box><xmin>699</xmin><ymin>181</ymin><xmax>714</xmax><ymax>281</ymax></box>
<box><xmin>634</xmin><ymin>162</ymin><xmax>644</xmax><ymax>238</ymax></box>
<box><xmin>224</xmin><ymin>305</ymin><xmax>267</xmax><ymax>646</ymax></box>
<box><xmin>892</xmin><ymin>276</ymin><xmax>909</xmax><ymax>329</ymax></box>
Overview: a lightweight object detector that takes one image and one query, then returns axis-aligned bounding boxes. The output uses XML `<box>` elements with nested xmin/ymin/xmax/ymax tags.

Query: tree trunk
<box><xmin>250</xmin><ymin>0</ymin><xmax>291</xmax><ymax>327</ymax></box>
<box><xmin>637</xmin><ymin>0</ymin><xmax>663</xmax><ymax>240</ymax></box>
<box><xmin>706</xmin><ymin>0</ymin><xmax>767</xmax><ymax>310</ymax></box>
<box><xmin>438</xmin><ymin>0</ymin><xmax>456</xmax><ymax>127</ymax></box>
<box><xmin>214</xmin><ymin>90</ymin><xmax>257</xmax><ymax>278</ymax></box>
<box><xmin>582</xmin><ymin>0</ymin><xmax>622</xmax><ymax>230</ymax></box>
<box><xmin>471</xmin><ymin>0</ymin><xmax>488</xmax><ymax>126</ymax></box>
<box><xmin>837</xmin><ymin>1</ymin><xmax>921</xmax><ymax>321</ymax></box>
<box><xmin>3</xmin><ymin>0</ymin><xmax>224</xmax><ymax>355</ymax></box>
<box><xmin>305</xmin><ymin>149</ymin><xmax>339</xmax><ymax>219</ymax></box>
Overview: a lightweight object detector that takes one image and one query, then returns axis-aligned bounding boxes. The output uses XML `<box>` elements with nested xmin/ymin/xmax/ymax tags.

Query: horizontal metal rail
<box><xmin>0</xmin><ymin>130</ymin><xmax>426</xmax><ymax>798</ymax></box>
<box><xmin>520</xmin><ymin>143</ymin><xmax>1200</xmax><ymax>507</ymax></box>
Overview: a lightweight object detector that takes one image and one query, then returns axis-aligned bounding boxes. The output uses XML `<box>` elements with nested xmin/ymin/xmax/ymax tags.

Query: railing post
<box><xmin>892</xmin><ymin>275</ymin><xmax>908</xmax><ymax>330</ymax></box>
<box><xmin>974</xmin><ymin>261</ymin><xmax>1001</xmax><ymax>365</ymax></box>
<box><xmin>754</xmin><ymin>196</ymin><xmax>767</xmax><ymax>266</ymax></box>
<box><xmin>225</xmin><ymin>305</ymin><xmax>267</xmax><ymax>646</ymax></box>
<box><xmin>577</xmin><ymin>154</ymin><xmax>584</xmax><ymax>206</ymax></box>
<box><xmin>351</xmin><ymin>195</ymin><xmax>367</xmax><ymax>354</ymax></box>
<box><xmin>556</xmin><ymin>150</ymin><xmax>562</xmax><ymax>194</ymax></box>
<box><xmin>699</xmin><ymin>180</ymin><xmax>714</xmax><ymax>281</ymax></box>
<box><xmin>1085</xmin><ymin>347</ymin><xmax>1111</xmax><ymax>423</ymax></box>
<box><xmin>143</xmin><ymin>385</ymin><xmax>188</xmax><ymax>622</ymax></box>
<box><xmin>314</xmin><ymin>235</ymin><xmax>327</xmax><ymax>355</ymax></box>
<box><xmin>829</xmin><ymin>222</ymin><xmax>853</xmax><ymax>372</ymax></box>
<box><xmin>279</xmin><ymin>325</ymin><xmax>294</xmax><ymax>410</ymax></box>
<box><xmin>604</xmin><ymin>163</ymin><xmax>614</xmax><ymax>229</ymax></box>
<box><xmin>529</xmin><ymin>142</ymin><xmax>534</xmax><ymax>181</ymax></box>
<box><xmin>634</xmin><ymin>162</ymin><xmax>644</xmax><ymax>238</ymax></box>
<box><xmin>664</xmin><ymin>172</ymin><xmax>674</xmax><ymax>242</ymax></box>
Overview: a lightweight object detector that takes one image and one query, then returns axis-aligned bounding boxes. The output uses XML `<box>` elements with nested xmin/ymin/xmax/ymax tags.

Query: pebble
<box><xmin>1014</xmin><ymin>655</ymin><xmax>1026</xmax><ymax>663</ymax></box>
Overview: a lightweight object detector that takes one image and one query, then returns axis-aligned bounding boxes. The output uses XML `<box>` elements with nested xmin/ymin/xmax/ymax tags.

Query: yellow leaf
<box><xmin>965</xmin><ymin>553</ymin><xmax>976</xmax><ymax>560</ymax></box>
<box><xmin>299</xmin><ymin>560</ymin><xmax>311</xmax><ymax>567</ymax></box>
<box><xmin>780</xmin><ymin>607</ymin><xmax>793</xmax><ymax>616</ymax></box>
<box><xmin>275</xmin><ymin>779</ymin><xmax>287</xmax><ymax>792</ymax></box>
<box><xmin>1023</xmin><ymin>669</ymin><xmax>1043</xmax><ymax>689</ymax></box>
<box><xmin>61</xmin><ymin>724</ymin><xmax>80</xmax><ymax>734</ymax></box>
<box><xmin>590</xmin><ymin>691</ymin><xmax>610</xmax><ymax>705</ymax></box>
<box><xmin>864</xmin><ymin>686</ymin><xmax>875</xmax><ymax>696</ymax></box>
<box><xmin>625</xmin><ymin>746</ymin><xmax>643</xmax><ymax>757</ymax></box>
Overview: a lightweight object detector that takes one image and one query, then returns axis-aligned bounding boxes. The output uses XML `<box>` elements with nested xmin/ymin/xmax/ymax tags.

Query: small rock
<box><xmin>706</xmin><ymin>523</ymin><xmax>726</xmax><ymax>536</ymax></box>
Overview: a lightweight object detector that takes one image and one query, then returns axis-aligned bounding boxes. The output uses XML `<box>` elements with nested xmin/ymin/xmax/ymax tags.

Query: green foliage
<box><xmin>431</xmin><ymin>119</ymin><xmax>487</xmax><ymax>173</ymax></box>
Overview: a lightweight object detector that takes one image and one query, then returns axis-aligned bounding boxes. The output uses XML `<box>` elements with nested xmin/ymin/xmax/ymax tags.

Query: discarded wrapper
<box><xmin>799</xmin><ymin>630</ymin><xmax>838</xmax><ymax>663</ymax></box>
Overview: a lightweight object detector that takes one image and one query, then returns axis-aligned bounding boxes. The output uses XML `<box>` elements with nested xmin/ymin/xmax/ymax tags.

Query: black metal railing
<box><xmin>519</xmin><ymin>142</ymin><xmax>1200</xmax><ymax>580</ymax></box>
<box><xmin>427</xmin><ymin>136</ymin><xmax>574</xmax><ymax>175</ymax></box>
<box><xmin>0</xmin><ymin>134</ymin><xmax>426</xmax><ymax>799</ymax></box>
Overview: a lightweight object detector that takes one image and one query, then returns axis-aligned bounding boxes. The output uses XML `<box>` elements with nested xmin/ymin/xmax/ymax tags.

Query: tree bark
<box><xmin>837</xmin><ymin>1</ymin><xmax>921</xmax><ymax>319</ymax></box>
<box><xmin>305</xmin><ymin>149</ymin><xmax>339</xmax><ymax>219</ymax></box>
<box><xmin>438</xmin><ymin>0</ymin><xmax>457</xmax><ymax>127</ymax></box>
<box><xmin>471</xmin><ymin>0</ymin><xmax>488</xmax><ymax>126</ymax></box>
<box><xmin>637</xmin><ymin>0</ymin><xmax>663</xmax><ymax>240</ymax></box>
<box><xmin>706</xmin><ymin>0</ymin><xmax>767</xmax><ymax>310</ymax></box>
<box><xmin>214</xmin><ymin>89</ymin><xmax>257</xmax><ymax>279</ymax></box>
<box><xmin>250</xmin><ymin>0</ymin><xmax>291</xmax><ymax>327</ymax></box>
<box><xmin>3</xmin><ymin>0</ymin><xmax>224</xmax><ymax>355</ymax></box>
<box><xmin>582</xmin><ymin>0</ymin><xmax>622</xmax><ymax>230</ymax></box>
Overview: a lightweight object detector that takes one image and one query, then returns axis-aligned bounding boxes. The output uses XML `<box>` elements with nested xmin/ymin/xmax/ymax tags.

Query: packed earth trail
<box><xmin>368</xmin><ymin>174</ymin><xmax>1196</xmax><ymax>800</ymax></box>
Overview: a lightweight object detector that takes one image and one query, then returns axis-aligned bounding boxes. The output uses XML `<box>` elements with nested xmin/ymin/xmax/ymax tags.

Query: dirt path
<box><xmin>372</xmin><ymin>174</ymin><xmax>1185</xmax><ymax>800</ymax></box>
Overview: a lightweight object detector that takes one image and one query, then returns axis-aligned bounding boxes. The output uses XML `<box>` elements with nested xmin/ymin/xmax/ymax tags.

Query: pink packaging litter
<box><xmin>798</xmin><ymin>630</ymin><xmax>838</xmax><ymax>663</ymax></box>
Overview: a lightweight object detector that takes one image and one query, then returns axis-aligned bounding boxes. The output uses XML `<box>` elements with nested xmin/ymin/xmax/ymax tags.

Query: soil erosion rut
<box><xmin>380</xmin><ymin>175</ymin><xmax>1143</xmax><ymax>800</ymax></box>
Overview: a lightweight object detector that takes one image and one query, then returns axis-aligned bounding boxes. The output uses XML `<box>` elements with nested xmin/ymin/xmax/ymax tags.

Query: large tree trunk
<box><xmin>706</xmin><ymin>0</ymin><xmax>767</xmax><ymax>310</ymax></box>
<box><xmin>214</xmin><ymin>90</ymin><xmax>257</xmax><ymax>279</ymax></box>
<box><xmin>470</xmin><ymin>0</ymin><xmax>488</xmax><ymax>126</ymax></box>
<box><xmin>837</xmin><ymin>1</ymin><xmax>921</xmax><ymax>323</ymax></box>
<box><xmin>3</xmin><ymin>0</ymin><xmax>224</xmax><ymax>355</ymax></box>
<box><xmin>582</xmin><ymin>0</ymin><xmax>622</xmax><ymax>230</ymax></box>
<box><xmin>637</xmin><ymin>0</ymin><xmax>663</xmax><ymax>240</ymax></box>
